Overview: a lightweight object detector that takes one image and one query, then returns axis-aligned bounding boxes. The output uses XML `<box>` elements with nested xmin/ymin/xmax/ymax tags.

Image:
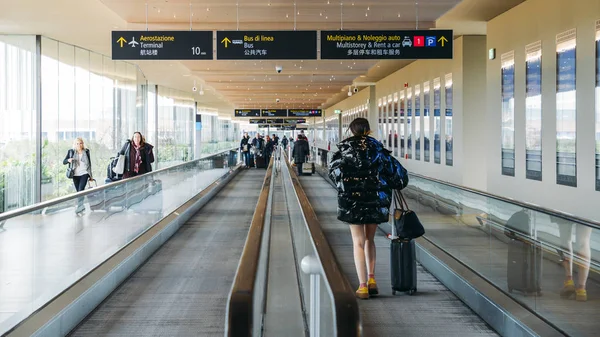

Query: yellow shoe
<box><xmin>560</xmin><ymin>279</ymin><xmax>575</xmax><ymax>298</ymax></box>
<box><xmin>367</xmin><ymin>278</ymin><xmax>379</xmax><ymax>296</ymax></box>
<box><xmin>355</xmin><ymin>285</ymin><xmax>369</xmax><ymax>299</ymax></box>
<box><xmin>576</xmin><ymin>288</ymin><xmax>587</xmax><ymax>302</ymax></box>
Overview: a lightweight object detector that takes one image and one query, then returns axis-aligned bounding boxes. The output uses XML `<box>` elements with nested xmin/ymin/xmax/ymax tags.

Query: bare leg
<box><xmin>558</xmin><ymin>222</ymin><xmax>574</xmax><ymax>278</ymax></box>
<box><xmin>365</xmin><ymin>224</ymin><xmax>378</xmax><ymax>276</ymax></box>
<box><xmin>575</xmin><ymin>225</ymin><xmax>592</xmax><ymax>289</ymax></box>
<box><xmin>349</xmin><ymin>225</ymin><xmax>367</xmax><ymax>285</ymax></box>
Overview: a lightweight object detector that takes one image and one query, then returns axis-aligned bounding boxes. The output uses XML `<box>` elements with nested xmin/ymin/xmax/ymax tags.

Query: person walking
<box><xmin>292</xmin><ymin>134</ymin><xmax>310</xmax><ymax>176</ymax></box>
<box><xmin>63</xmin><ymin>137</ymin><xmax>94</xmax><ymax>213</ymax></box>
<box><xmin>328</xmin><ymin>118</ymin><xmax>408</xmax><ymax>299</ymax></box>
<box><xmin>240</xmin><ymin>132</ymin><xmax>252</xmax><ymax>168</ymax></box>
<box><xmin>120</xmin><ymin>131</ymin><xmax>155</xmax><ymax>178</ymax></box>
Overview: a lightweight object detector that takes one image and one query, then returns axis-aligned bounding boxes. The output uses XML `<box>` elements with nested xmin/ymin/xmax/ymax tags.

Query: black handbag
<box><xmin>393</xmin><ymin>190</ymin><xmax>425</xmax><ymax>240</ymax></box>
<box><xmin>66</xmin><ymin>152</ymin><xmax>75</xmax><ymax>179</ymax></box>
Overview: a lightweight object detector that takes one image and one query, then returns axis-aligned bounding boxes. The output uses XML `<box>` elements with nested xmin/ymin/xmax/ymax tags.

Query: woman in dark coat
<box><xmin>329</xmin><ymin>118</ymin><xmax>408</xmax><ymax>299</ymax></box>
<box><xmin>120</xmin><ymin>131</ymin><xmax>155</xmax><ymax>178</ymax></box>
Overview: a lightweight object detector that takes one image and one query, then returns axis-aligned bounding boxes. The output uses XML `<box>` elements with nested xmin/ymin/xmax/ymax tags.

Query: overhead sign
<box><xmin>217</xmin><ymin>31</ymin><xmax>318</xmax><ymax>60</ymax></box>
<box><xmin>235</xmin><ymin>109</ymin><xmax>261</xmax><ymax>117</ymax></box>
<box><xmin>111</xmin><ymin>31</ymin><xmax>213</xmax><ymax>60</ymax></box>
<box><xmin>288</xmin><ymin>109</ymin><xmax>322</xmax><ymax>117</ymax></box>
<box><xmin>261</xmin><ymin>109</ymin><xmax>288</xmax><ymax>117</ymax></box>
<box><xmin>249</xmin><ymin>118</ymin><xmax>266</xmax><ymax>124</ymax></box>
<box><xmin>320</xmin><ymin>30</ymin><xmax>452</xmax><ymax>60</ymax></box>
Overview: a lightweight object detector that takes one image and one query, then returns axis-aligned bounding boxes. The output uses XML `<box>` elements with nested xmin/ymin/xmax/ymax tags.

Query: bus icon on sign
<box><xmin>425</xmin><ymin>36</ymin><xmax>437</xmax><ymax>47</ymax></box>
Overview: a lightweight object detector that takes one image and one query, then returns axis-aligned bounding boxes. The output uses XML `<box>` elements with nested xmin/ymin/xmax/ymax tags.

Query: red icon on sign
<box><xmin>413</xmin><ymin>36</ymin><xmax>424</xmax><ymax>47</ymax></box>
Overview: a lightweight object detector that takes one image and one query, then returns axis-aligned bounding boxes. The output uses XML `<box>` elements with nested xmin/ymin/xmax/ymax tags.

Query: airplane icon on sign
<box><xmin>128</xmin><ymin>37</ymin><xmax>139</xmax><ymax>48</ymax></box>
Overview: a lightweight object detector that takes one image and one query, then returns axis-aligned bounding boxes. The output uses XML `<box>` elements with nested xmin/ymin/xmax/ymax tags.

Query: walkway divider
<box><xmin>225</xmin><ymin>157</ymin><xmax>275</xmax><ymax>337</ymax></box>
<box><xmin>282</xmin><ymin>157</ymin><xmax>361</xmax><ymax>337</ymax></box>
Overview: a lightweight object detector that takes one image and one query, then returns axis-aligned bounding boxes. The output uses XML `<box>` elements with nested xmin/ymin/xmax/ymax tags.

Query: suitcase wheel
<box><xmin>407</xmin><ymin>289</ymin><xmax>416</xmax><ymax>296</ymax></box>
<box><xmin>392</xmin><ymin>290</ymin><xmax>397</xmax><ymax>295</ymax></box>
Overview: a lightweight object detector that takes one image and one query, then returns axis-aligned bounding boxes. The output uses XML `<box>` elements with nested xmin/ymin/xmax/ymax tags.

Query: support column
<box><xmin>194</xmin><ymin>102</ymin><xmax>201</xmax><ymax>160</ymax></box>
<box><xmin>34</xmin><ymin>35</ymin><xmax>42</xmax><ymax>204</ymax></box>
<box><xmin>368</xmin><ymin>85</ymin><xmax>378</xmax><ymax>138</ymax></box>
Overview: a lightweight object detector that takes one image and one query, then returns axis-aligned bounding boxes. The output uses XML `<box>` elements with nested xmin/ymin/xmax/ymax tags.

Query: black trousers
<box><xmin>297</xmin><ymin>163</ymin><xmax>303</xmax><ymax>176</ymax></box>
<box><xmin>73</xmin><ymin>174</ymin><xmax>90</xmax><ymax>192</ymax></box>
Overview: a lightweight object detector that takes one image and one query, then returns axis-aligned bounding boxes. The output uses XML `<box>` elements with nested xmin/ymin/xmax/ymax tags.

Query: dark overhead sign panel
<box><xmin>249</xmin><ymin>119</ymin><xmax>266</xmax><ymax>124</ymax></box>
<box><xmin>216</xmin><ymin>31</ymin><xmax>317</xmax><ymax>60</ymax></box>
<box><xmin>111</xmin><ymin>31</ymin><xmax>213</xmax><ymax>60</ymax></box>
<box><xmin>288</xmin><ymin>109</ymin><xmax>322</xmax><ymax>117</ymax></box>
<box><xmin>320</xmin><ymin>30</ymin><xmax>453</xmax><ymax>60</ymax></box>
<box><xmin>261</xmin><ymin>109</ymin><xmax>288</xmax><ymax>117</ymax></box>
<box><xmin>235</xmin><ymin>109</ymin><xmax>262</xmax><ymax>117</ymax></box>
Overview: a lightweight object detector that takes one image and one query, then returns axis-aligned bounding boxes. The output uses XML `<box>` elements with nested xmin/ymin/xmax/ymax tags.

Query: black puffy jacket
<box><xmin>328</xmin><ymin>135</ymin><xmax>408</xmax><ymax>224</ymax></box>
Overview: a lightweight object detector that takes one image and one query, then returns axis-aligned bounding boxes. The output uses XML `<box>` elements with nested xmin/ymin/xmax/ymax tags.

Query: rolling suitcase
<box><xmin>507</xmin><ymin>237</ymin><xmax>542</xmax><ymax>295</ymax></box>
<box><xmin>255</xmin><ymin>155</ymin><xmax>267</xmax><ymax>169</ymax></box>
<box><xmin>391</xmin><ymin>238</ymin><xmax>417</xmax><ymax>295</ymax></box>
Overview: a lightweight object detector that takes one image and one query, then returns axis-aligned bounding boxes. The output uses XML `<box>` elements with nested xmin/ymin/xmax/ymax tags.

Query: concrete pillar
<box><xmin>368</xmin><ymin>85</ymin><xmax>378</xmax><ymax>137</ymax></box>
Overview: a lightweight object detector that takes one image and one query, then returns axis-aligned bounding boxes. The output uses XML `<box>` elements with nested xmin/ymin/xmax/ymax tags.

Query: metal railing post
<box><xmin>302</xmin><ymin>255</ymin><xmax>322</xmax><ymax>337</ymax></box>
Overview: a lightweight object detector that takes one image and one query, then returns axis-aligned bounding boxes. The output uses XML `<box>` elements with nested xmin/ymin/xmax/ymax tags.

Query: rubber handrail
<box><xmin>283</xmin><ymin>158</ymin><xmax>361</xmax><ymax>337</ymax></box>
<box><xmin>409</xmin><ymin>173</ymin><xmax>600</xmax><ymax>231</ymax></box>
<box><xmin>226</xmin><ymin>157</ymin><xmax>274</xmax><ymax>336</ymax></box>
<box><xmin>0</xmin><ymin>148</ymin><xmax>238</xmax><ymax>222</ymax></box>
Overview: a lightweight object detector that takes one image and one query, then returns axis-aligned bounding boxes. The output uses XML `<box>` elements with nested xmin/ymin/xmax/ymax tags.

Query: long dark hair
<box><xmin>132</xmin><ymin>131</ymin><xmax>146</xmax><ymax>147</ymax></box>
<box><xmin>349</xmin><ymin>118</ymin><xmax>371</xmax><ymax>137</ymax></box>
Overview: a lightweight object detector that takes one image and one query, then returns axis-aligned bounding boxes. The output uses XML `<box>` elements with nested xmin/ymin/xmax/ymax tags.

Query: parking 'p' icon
<box><xmin>425</xmin><ymin>36</ymin><xmax>437</xmax><ymax>47</ymax></box>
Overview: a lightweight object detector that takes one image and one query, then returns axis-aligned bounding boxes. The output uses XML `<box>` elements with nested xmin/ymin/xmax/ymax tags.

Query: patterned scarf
<box><xmin>133</xmin><ymin>145</ymin><xmax>142</xmax><ymax>173</ymax></box>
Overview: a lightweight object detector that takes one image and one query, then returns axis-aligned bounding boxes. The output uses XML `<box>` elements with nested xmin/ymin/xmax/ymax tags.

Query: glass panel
<box><xmin>0</xmin><ymin>151</ymin><xmax>237</xmax><ymax>335</ymax></box>
<box><xmin>378</xmin><ymin>99</ymin><xmax>383</xmax><ymax>142</ymax></box>
<box><xmin>433</xmin><ymin>78</ymin><xmax>441</xmax><ymax>164</ymax></box>
<box><xmin>404</xmin><ymin>174</ymin><xmax>600</xmax><ymax>337</ymax></box>
<box><xmin>526</xmin><ymin>42</ymin><xmax>543</xmax><ymax>181</ymax></box>
<box><xmin>595</xmin><ymin>24</ymin><xmax>600</xmax><ymax>191</ymax></box>
<box><xmin>414</xmin><ymin>85</ymin><xmax>421</xmax><ymax>161</ymax></box>
<box><xmin>0</xmin><ymin>35</ymin><xmax>37</xmax><ymax>213</ymax></box>
<box><xmin>502</xmin><ymin>52</ymin><xmax>516</xmax><ymax>176</ymax></box>
<box><xmin>556</xmin><ymin>30</ymin><xmax>577</xmax><ymax>187</ymax></box>
<box><xmin>423</xmin><ymin>82</ymin><xmax>431</xmax><ymax>162</ymax></box>
<box><xmin>393</xmin><ymin>93</ymin><xmax>399</xmax><ymax>157</ymax></box>
<box><xmin>445</xmin><ymin>74</ymin><xmax>453</xmax><ymax>166</ymax></box>
<box><xmin>407</xmin><ymin>88</ymin><xmax>413</xmax><ymax>159</ymax></box>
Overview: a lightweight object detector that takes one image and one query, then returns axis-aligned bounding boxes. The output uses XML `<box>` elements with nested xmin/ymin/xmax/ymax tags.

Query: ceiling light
<box><xmin>367</xmin><ymin>6</ymin><xmax>370</xmax><ymax>10</ymax></box>
<box><xmin>286</xmin><ymin>13</ymin><xmax>289</xmax><ymax>18</ymax></box>
<box><xmin>206</xmin><ymin>7</ymin><xmax>210</xmax><ymax>11</ymax></box>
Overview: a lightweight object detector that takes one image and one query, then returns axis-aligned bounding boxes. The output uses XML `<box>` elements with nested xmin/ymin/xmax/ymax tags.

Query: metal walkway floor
<box><xmin>297</xmin><ymin>174</ymin><xmax>499</xmax><ymax>337</ymax></box>
<box><xmin>69</xmin><ymin>169</ymin><xmax>266</xmax><ymax>337</ymax></box>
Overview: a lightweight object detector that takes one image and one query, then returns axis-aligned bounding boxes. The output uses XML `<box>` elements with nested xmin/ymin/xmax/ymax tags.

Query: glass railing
<box><xmin>281</xmin><ymin>153</ymin><xmax>360</xmax><ymax>336</ymax></box>
<box><xmin>0</xmin><ymin>149</ymin><xmax>239</xmax><ymax>335</ymax></box>
<box><xmin>403</xmin><ymin>173</ymin><xmax>600</xmax><ymax>337</ymax></box>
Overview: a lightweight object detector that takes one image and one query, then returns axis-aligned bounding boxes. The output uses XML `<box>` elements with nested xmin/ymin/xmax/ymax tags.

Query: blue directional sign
<box><xmin>425</xmin><ymin>36</ymin><xmax>437</xmax><ymax>47</ymax></box>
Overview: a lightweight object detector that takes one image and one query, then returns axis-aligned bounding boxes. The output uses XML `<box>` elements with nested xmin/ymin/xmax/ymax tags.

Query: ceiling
<box><xmin>0</xmin><ymin>0</ymin><xmax>527</xmax><ymax>116</ymax></box>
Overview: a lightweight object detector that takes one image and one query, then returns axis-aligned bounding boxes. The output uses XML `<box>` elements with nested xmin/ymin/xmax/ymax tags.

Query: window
<box><xmin>415</xmin><ymin>85</ymin><xmax>421</xmax><ymax>160</ymax></box>
<box><xmin>393</xmin><ymin>93</ymin><xmax>399</xmax><ymax>157</ymax></box>
<box><xmin>556</xmin><ymin>29</ymin><xmax>577</xmax><ymax>187</ymax></box>
<box><xmin>596</xmin><ymin>21</ymin><xmax>600</xmax><ymax>191</ymax></box>
<box><xmin>445</xmin><ymin>74</ymin><xmax>453</xmax><ymax>166</ymax></box>
<box><xmin>433</xmin><ymin>78</ymin><xmax>441</xmax><ymax>164</ymax></box>
<box><xmin>407</xmin><ymin>88</ymin><xmax>413</xmax><ymax>159</ymax></box>
<box><xmin>399</xmin><ymin>91</ymin><xmax>406</xmax><ymax>158</ymax></box>
<box><xmin>423</xmin><ymin>81</ymin><xmax>431</xmax><ymax>162</ymax></box>
<box><xmin>378</xmin><ymin>98</ymin><xmax>383</xmax><ymax>142</ymax></box>
<box><xmin>526</xmin><ymin>41</ymin><xmax>543</xmax><ymax>181</ymax></box>
<box><xmin>501</xmin><ymin>51</ymin><xmax>515</xmax><ymax>176</ymax></box>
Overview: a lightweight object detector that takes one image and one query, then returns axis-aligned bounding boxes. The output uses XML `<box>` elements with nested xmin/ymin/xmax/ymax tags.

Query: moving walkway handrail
<box><xmin>409</xmin><ymin>172</ymin><xmax>600</xmax><ymax>230</ymax></box>
<box><xmin>0</xmin><ymin>148</ymin><xmax>237</xmax><ymax>222</ymax></box>
<box><xmin>226</xmin><ymin>158</ymin><xmax>274</xmax><ymax>336</ymax></box>
<box><xmin>284</xmin><ymin>157</ymin><xmax>361</xmax><ymax>337</ymax></box>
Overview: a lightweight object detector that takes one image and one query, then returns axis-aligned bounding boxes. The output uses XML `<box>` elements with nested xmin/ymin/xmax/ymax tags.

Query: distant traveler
<box><xmin>64</xmin><ymin>137</ymin><xmax>94</xmax><ymax>213</ymax></box>
<box><xmin>265</xmin><ymin>135</ymin><xmax>274</xmax><ymax>159</ymax></box>
<box><xmin>328</xmin><ymin>118</ymin><xmax>408</xmax><ymax>299</ymax></box>
<box><xmin>120</xmin><ymin>131</ymin><xmax>155</xmax><ymax>178</ymax></box>
<box><xmin>281</xmin><ymin>135</ymin><xmax>289</xmax><ymax>150</ymax></box>
<box><xmin>272</xmin><ymin>134</ymin><xmax>279</xmax><ymax>145</ymax></box>
<box><xmin>240</xmin><ymin>132</ymin><xmax>252</xmax><ymax>168</ymax></box>
<box><xmin>292</xmin><ymin>134</ymin><xmax>310</xmax><ymax>175</ymax></box>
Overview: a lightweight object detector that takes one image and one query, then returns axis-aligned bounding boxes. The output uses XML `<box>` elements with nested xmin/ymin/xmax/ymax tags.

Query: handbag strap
<box><xmin>394</xmin><ymin>190</ymin><xmax>410</xmax><ymax>211</ymax></box>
